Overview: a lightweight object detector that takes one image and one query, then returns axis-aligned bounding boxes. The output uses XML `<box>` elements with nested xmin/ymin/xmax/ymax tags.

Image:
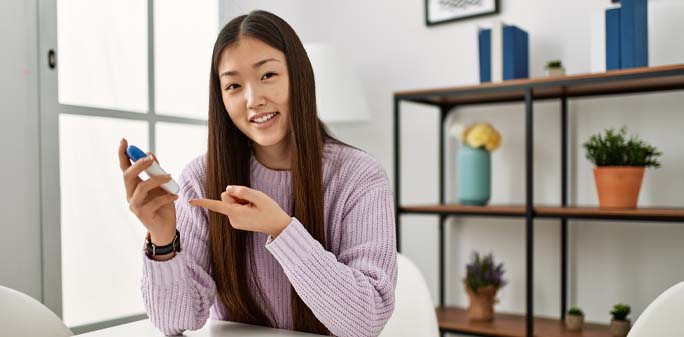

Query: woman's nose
<box><xmin>245</xmin><ymin>84</ymin><xmax>267</xmax><ymax>109</ymax></box>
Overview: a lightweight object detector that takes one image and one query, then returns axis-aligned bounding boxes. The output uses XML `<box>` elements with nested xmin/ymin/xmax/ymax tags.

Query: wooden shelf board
<box><xmin>394</xmin><ymin>64</ymin><xmax>684</xmax><ymax>105</ymax></box>
<box><xmin>536</xmin><ymin>206</ymin><xmax>684</xmax><ymax>219</ymax></box>
<box><xmin>436</xmin><ymin>306</ymin><xmax>611</xmax><ymax>337</ymax></box>
<box><xmin>401</xmin><ymin>204</ymin><xmax>526</xmax><ymax>216</ymax></box>
<box><xmin>400</xmin><ymin>204</ymin><xmax>684</xmax><ymax>220</ymax></box>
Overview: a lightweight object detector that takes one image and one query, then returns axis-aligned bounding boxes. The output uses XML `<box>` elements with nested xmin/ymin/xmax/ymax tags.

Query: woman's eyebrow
<box><xmin>220</xmin><ymin>58</ymin><xmax>280</xmax><ymax>78</ymax></box>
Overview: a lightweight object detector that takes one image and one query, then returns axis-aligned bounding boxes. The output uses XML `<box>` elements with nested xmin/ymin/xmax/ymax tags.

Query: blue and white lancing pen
<box><xmin>126</xmin><ymin>145</ymin><xmax>180</xmax><ymax>195</ymax></box>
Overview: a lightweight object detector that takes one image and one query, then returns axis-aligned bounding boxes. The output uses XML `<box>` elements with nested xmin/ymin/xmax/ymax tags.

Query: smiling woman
<box><xmin>217</xmin><ymin>37</ymin><xmax>291</xmax><ymax>169</ymax></box>
<box><xmin>120</xmin><ymin>10</ymin><xmax>397</xmax><ymax>337</ymax></box>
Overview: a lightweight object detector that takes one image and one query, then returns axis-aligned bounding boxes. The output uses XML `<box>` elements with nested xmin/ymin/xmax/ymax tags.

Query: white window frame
<box><xmin>37</xmin><ymin>0</ymin><xmax>223</xmax><ymax>333</ymax></box>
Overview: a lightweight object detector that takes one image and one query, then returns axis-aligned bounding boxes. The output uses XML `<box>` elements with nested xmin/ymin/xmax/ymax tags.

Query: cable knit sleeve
<box><xmin>141</xmin><ymin>157</ymin><xmax>216</xmax><ymax>336</ymax></box>
<box><xmin>264</xmin><ymin>162</ymin><xmax>397</xmax><ymax>337</ymax></box>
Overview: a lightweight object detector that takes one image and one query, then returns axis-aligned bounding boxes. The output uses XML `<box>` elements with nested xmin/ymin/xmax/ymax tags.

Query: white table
<box><xmin>76</xmin><ymin>319</ymin><xmax>322</xmax><ymax>336</ymax></box>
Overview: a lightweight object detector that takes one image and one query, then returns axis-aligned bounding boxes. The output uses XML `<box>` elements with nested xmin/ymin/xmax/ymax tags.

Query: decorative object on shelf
<box><xmin>606</xmin><ymin>6</ymin><xmax>622</xmax><ymax>70</ymax></box>
<box><xmin>425</xmin><ymin>0</ymin><xmax>499</xmax><ymax>26</ymax></box>
<box><xmin>450</xmin><ymin>122</ymin><xmax>501</xmax><ymax>206</ymax></box>
<box><xmin>545</xmin><ymin>60</ymin><xmax>565</xmax><ymax>77</ymax></box>
<box><xmin>605</xmin><ymin>0</ymin><xmax>648</xmax><ymax>70</ymax></box>
<box><xmin>609</xmin><ymin>303</ymin><xmax>631</xmax><ymax>337</ymax></box>
<box><xmin>583</xmin><ymin>126</ymin><xmax>662</xmax><ymax>209</ymax></box>
<box><xmin>478</xmin><ymin>21</ymin><xmax>529</xmax><ymax>83</ymax></box>
<box><xmin>463</xmin><ymin>251</ymin><xmax>506</xmax><ymax>321</ymax></box>
<box><xmin>565</xmin><ymin>307</ymin><xmax>585</xmax><ymax>332</ymax></box>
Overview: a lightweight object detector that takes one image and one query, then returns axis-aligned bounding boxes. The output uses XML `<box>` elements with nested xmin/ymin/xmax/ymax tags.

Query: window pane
<box><xmin>59</xmin><ymin>114</ymin><xmax>148</xmax><ymax>326</ymax></box>
<box><xmin>155</xmin><ymin>122</ymin><xmax>208</xmax><ymax>180</ymax></box>
<box><xmin>154</xmin><ymin>0</ymin><xmax>217</xmax><ymax>119</ymax></box>
<box><xmin>57</xmin><ymin>0</ymin><xmax>148</xmax><ymax>112</ymax></box>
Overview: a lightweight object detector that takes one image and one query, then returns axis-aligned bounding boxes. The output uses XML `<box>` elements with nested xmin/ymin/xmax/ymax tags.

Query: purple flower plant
<box><xmin>464</xmin><ymin>251</ymin><xmax>507</xmax><ymax>291</ymax></box>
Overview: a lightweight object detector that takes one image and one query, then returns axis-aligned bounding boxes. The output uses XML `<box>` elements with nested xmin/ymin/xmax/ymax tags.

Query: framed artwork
<box><xmin>425</xmin><ymin>0</ymin><xmax>499</xmax><ymax>26</ymax></box>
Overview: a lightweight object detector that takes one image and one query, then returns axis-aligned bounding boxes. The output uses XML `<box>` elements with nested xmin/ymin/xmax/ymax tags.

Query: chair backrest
<box><xmin>379</xmin><ymin>254</ymin><xmax>439</xmax><ymax>337</ymax></box>
<box><xmin>0</xmin><ymin>285</ymin><xmax>73</xmax><ymax>337</ymax></box>
<box><xmin>627</xmin><ymin>281</ymin><xmax>684</xmax><ymax>337</ymax></box>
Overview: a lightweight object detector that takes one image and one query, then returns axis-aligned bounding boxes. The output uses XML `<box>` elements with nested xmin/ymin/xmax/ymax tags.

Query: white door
<box><xmin>37</xmin><ymin>0</ymin><xmax>218</xmax><ymax>331</ymax></box>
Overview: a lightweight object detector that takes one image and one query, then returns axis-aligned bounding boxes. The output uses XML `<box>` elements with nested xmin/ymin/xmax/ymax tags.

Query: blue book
<box><xmin>606</xmin><ymin>7</ymin><xmax>621</xmax><ymax>70</ymax></box>
<box><xmin>518</xmin><ymin>28</ymin><xmax>529</xmax><ymax>79</ymax></box>
<box><xmin>502</xmin><ymin>25</ymin><xmax>529</xmax><ymax>80</ymax></box>
<box><xmin>503</xmin><ymin>26</ymin><xmax>516</xmax><ymax>80</ymax></box>
<box><xmin>621</xmin><ymin>0</ymin><xmax>649</xmax><ymax>68</ymax></box>
<box><xmin>479</xmin><ymin>29</ymin><xmax>491</xmax><ymax>82</ymax></box>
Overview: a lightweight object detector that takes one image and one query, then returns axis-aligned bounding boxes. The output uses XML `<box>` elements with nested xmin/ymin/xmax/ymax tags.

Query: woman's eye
<box><xmin>224</xmin><ymin>74</ymin><xmax>274</xmax><ymax>91</ymax></box>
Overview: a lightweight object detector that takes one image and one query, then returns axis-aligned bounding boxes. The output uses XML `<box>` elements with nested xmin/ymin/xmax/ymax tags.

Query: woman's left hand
<box><xmin>188</xmin><ymin>185</ymin><xmax>292</xmax><ymax>238</ymax></box>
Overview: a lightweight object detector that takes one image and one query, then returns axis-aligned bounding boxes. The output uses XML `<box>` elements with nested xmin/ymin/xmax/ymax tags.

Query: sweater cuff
<box><xmin>142</xmin><ymin>250</ymin><xmax>188</xmax><ymax>286</ymax></box>
<box><xmin>265</xmin><ymin>217</ymin><xmax>319</xmax><ymax>267</ymax></box>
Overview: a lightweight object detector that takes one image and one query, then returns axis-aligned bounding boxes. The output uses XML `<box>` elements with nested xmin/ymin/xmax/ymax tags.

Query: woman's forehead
<box><xmin>218</xmin><ymin>37</ymin><xmax>286</xmax><ymax>73</ymax></box>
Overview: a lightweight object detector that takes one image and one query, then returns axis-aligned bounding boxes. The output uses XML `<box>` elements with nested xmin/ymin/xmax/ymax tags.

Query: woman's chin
<box><xmin>251</xmin><ymin>134</ymin><xmax>287</xmax><ymax>148</ymax></box>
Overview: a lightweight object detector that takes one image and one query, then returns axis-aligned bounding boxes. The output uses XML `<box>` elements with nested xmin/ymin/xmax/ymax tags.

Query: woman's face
<box><xmin>217</xmin><ymin>37</ymin><xmax>290</xmax><ymax>148</ymax></box>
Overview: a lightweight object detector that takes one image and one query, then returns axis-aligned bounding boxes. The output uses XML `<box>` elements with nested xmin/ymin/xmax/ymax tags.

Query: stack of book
<box><xmin>606</xmin><ymin>0</ymin><xmax>649</xmax><ymax>70</ymax></box>
<box><xmin>478</xmin><ymin>22</ymin><xmax>529</xmax><ymax>83</ymax></box>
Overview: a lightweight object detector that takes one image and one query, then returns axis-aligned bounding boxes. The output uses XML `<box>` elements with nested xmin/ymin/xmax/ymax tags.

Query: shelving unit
<box><xmin>393</xmin><ymin>64</ymin><xmax>684</xmax><ymax>337</ymax></box>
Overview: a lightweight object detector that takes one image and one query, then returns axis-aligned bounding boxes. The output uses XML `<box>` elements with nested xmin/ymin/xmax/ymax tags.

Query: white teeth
<box><xmin>252</xmin><ymin>112</ymin><xmax>277</xmax><ymax>124</ymax></box>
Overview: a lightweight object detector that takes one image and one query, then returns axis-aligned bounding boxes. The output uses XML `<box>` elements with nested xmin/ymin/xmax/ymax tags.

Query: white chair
<box><xmin>0</xmin><ymin>285</ymin><xmax>73</xmax><ymax>337</ymax></box>
<box><xmin>379</xmin><ymin>254</ymin><xmax>440</xmax><ymax>337</ymax></box>
<box><xmin>627</xmin><ymin>281</ymin><xmax>684</xmax><ymax>337</ymax></box>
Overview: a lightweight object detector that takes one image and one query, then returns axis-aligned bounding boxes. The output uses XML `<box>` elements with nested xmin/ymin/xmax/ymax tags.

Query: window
<box><xmin>53</xmin><ymin>0</ymin><xmax>216</xmax><ymax>328</ymax></box>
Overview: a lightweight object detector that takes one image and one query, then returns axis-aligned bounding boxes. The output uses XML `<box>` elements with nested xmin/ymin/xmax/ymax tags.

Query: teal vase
<box><xmin>457</xmin><ymin>144</ymin><xmax>491</xmax><ymax>206</ymax></box>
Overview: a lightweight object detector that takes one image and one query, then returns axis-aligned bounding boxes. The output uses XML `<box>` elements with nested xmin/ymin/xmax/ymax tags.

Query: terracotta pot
<box><xmin>565</xmin><ymin>314</ymin><xmax>584</xmax><ymax>331</ymax></box>
<box><xmin>609</xmin><ymin>319</ymin><xmax>630</xmax><ymax>337</ymax></box>
<box><xmin>593</xmin><ymin>166</ymin><xmax>645</xmax><ymax>209</ymax></box>
<box><xmin>465</xmin><ymin>284</ymin><xmax>497</xmax><ymax>321</ymax></box>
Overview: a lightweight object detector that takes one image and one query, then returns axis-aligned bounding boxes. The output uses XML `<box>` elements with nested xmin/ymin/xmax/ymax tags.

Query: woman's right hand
<box><xmin>118</xmin><ymin>138</ymin><xmax>178</xmax><ymax>250</ymax></box>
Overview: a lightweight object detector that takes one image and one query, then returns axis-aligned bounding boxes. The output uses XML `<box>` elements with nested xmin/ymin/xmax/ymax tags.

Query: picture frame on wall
<box><xmin>425</xmin><ymin>0</ymin><xmax>500</xmax><ymax>26</ymax></box>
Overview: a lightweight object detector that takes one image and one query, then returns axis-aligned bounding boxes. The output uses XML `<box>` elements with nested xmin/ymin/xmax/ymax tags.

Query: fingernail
<box><xmin>146</xmin><ymin>155</ymin><xmax>153</xmax><ymax>161</ymax></box>
<box><xmin>226</xmin><ymin>185</ymin><xmax>232</xmax><ymax>191</ymax></box>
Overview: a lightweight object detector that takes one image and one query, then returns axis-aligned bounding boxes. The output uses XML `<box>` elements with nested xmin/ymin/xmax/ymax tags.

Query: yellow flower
<box><xmin>485</xmin><ymin>129</ymin><xmax>501</xmax><ymax>151</ymax></box>
<box><xmin>451</xmin><ymin>122</ymin><xmax>502</xmax><ymax>152</ymax></box>
<box><xmin>465</xmin><ymin>123</ymin><xmax>494</xmax><ymax>148</ymax></box>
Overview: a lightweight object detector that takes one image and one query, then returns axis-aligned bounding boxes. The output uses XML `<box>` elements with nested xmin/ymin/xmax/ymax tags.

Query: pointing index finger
<box><xmin>189</xmin><ymin>198</ymin><xmax>232</xmax><ymax>215</ymax></box>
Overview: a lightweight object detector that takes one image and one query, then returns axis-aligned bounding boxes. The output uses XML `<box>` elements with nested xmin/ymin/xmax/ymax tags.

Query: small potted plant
<box><xmin>609</xmin><ymin>303</ymin><xmax>631</xmax><ymax>337</ymax></box>
<box><xmin>545</xmin><ymin>60</ymin><xmax>565</xmax><ymax>77</ymax></box>
<box><xmin>463</xmin><ymin>251</ymin><xmax>506</xmax><ymax>321</ymax></box>
<box><xmin>565</xmin><ymin>307</ymin><xmax>584</xmax><ymax>331</ymax></box>
<box><xmin>583</xmin><ymin>127</ymin><xmax>662</xmax><ymax>209</ymax></box>
<box><xmin>449</xmin><ymin>122</ymin><xmax>502</xmax><ymax>206</ymax></box>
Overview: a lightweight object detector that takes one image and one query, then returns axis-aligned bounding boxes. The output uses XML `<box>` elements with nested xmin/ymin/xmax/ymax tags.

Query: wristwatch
<box><xmin>144</xmin><ymin>230</ymin><xmax>181</xmax><ymax>258</ymax></box>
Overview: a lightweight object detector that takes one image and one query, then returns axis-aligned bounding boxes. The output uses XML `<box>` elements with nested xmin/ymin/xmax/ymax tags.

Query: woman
<box><xmin>118</xmin><ymin>10</ymin><xmax>396</xmax><ymax>337</ymax></box>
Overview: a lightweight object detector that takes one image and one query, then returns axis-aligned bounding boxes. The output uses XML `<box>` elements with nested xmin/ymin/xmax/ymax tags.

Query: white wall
<box><xmin>224</xmin><ymin>0</ymin><xmax>684</xmax><ymax>328</ymax></box>
<box><xmin>0</xmin><ymin>0</ymin><xmax>681</xmax><ymax>330</ymax></box>
<box><xmin>0</xmin><ymin>0</ymin><xmax>42</xmax><ymax>300</ymax></box>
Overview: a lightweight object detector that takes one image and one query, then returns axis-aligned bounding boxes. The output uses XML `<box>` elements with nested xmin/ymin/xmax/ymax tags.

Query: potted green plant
<box><xmin>583</xmin><ymin>127</ymin><xmax>662</xmax><ymax>209</ymax></box>
<box><xmin>609</xmin><ymin>303</ymin><xmax>631</xmax><ymax>337</ymax></box>
<box><xmin>463</xmin><ymin>252</ymin><xmax>506</xmax><ymax>321</ymax></box>
<box><xmin>565</xmin><ymin>307</ymin><xmax>584</xmax><ymax>331</ymax></box>
<box><xmin>545</xmin><ymin>60</ymin><xmax>565</xmax><ymax>76</ymax></box>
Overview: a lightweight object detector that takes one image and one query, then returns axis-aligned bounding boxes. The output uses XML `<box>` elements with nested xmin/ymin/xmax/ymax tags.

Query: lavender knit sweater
<box><xmin>141</xmin><ymin>141</ymin><xmax>397</xmax><ymax>337</ymax></box>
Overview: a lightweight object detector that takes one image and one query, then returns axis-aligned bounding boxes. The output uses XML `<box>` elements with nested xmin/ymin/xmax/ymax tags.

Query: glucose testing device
<box><xmin>126</xmin><ymin>145</ymin><xmax>180</xmax><ymax>195</ymax></box>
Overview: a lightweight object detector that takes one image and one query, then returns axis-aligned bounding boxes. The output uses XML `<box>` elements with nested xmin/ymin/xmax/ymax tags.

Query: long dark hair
<box><xmin>206</xmin><ymin>10</ymin><xmax>343</xmax><ymax>335</ymax></box>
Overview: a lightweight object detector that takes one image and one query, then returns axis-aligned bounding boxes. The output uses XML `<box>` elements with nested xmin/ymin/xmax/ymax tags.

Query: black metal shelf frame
<box><xmin>393</xmin><ymin>66</ymin><xmax>684</xmax><ymax>337</ymax></box>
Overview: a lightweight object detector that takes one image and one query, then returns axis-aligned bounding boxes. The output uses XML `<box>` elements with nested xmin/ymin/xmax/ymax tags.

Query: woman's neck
<box><xmin>253</xmin><ymin>138</ymin><xmax>291</xmax><ymax>170</ymax></box>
